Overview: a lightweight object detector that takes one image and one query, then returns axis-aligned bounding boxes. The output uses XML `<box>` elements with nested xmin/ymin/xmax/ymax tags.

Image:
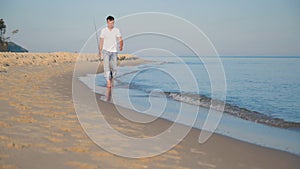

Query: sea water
<box><xmin>79</xmin><ymin>56</ymin><xmax>300</xmax><ymax>155</ymax></box>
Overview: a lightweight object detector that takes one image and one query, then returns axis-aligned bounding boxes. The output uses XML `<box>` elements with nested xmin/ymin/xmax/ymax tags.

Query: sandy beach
<box><xmin>0</xmin><ymin>52</ymin><xmax>299</xmax><ymax>169</ymax></box>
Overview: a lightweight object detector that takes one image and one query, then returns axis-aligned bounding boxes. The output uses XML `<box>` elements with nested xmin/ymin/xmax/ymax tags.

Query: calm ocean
<box><xmin>79</xmin><ymin>56</ymin><xmax>300</xmax><ymax>155</ymax></box>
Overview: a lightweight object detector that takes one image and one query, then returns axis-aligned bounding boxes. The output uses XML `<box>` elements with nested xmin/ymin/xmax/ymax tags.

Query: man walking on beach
<box><xmin>99</xmin><ymin>16</ymin><xmax>123</xmax><ymax>88</ymax></box>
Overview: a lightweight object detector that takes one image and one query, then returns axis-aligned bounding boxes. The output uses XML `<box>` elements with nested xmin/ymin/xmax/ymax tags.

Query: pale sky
<box><xmin>1</xmin><ymin>0</ymin><xmax>300</xmax><ymax>56</ymax></box>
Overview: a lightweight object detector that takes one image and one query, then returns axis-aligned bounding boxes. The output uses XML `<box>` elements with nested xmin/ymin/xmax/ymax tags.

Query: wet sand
<box><xmin>0</xmin><ymin>53</ymin><xmax>299</xmax><ymax>169</ymax></box>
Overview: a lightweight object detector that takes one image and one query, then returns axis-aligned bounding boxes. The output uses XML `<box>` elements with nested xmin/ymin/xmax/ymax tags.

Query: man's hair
<box><xmin>106</xmin><ymin>16</ymin><xmax>114</xmax><ymax>21</ymax></box>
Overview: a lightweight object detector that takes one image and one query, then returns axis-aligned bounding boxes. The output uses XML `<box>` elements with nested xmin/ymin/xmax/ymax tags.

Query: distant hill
<box><xmin>0</xmin><ymin>41</ymin><xmax>28</xmax><ymax>52</ymax></box>
<box><xmin>7</xmin><ymin>42</ymin><xmax>28</xmax><ymax>52</ymax></box>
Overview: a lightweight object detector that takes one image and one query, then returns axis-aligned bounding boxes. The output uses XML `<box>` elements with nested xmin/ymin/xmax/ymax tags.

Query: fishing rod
<box><xmin>93</xmin><ymin>18</ymin><xmax>101</xmax><ymax>62</ymax></box>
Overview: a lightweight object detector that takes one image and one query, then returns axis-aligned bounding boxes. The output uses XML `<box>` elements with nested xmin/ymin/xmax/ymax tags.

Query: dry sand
<box><xmin>0</xmin><ymin>52</ymin><xmax>299</xmax><ymax>169</ymax></box>
<box><xmin>0</xmin><ymin>52</ymin><xmax>136</xmax><ymax>72</ymax></box>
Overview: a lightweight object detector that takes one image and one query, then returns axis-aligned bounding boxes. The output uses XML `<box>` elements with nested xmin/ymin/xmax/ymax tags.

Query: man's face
<box><xmin>107</xmin><ymin>20</ymin><xmax>114</xmax><ymax>29</ymax></box>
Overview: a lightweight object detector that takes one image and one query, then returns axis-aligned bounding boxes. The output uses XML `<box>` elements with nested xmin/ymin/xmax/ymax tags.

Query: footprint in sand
<box><xmin>0</xmin><ymin>135</ymin><xmax>10</xmax><ymax>141</ymax></box>
<box><xmin>67</xmin><ymin>146</ymin><xmax>90</xmax><ymax>153</ymax></box>
<box><xmin>45</xmin><ymin>136</ymin><xmax>64</xmax><ymax>143</ymax></box>
<box><xmin>197</xmin><ymin>161</ymin><xmax>217</xmax><ymax>168</ymax></box>
<box><xmin>190</xmin><ymin>148</ymin><xmax>206</xmax><ymax>155</ymax></box>
<box><xmin>10</xmin><ymin>115</ymin><xmax>37</xmax><ymax>123</ymax></box>
<box><xmin>0</xmin><ymin>164</ymin><xmax>19</xmax><ymax>169</ymax></box>
<box><xmin>0</xmin><ymin>121</ymin><xmax>12</xmax><ymax>128</ymax></box>
<box><xmin>65</xmin><ymin>161</ymin><xmax>98</xmax><ymax>169</ymax></box>
<box><xmin>6</xmin><ymin>141</ymin><xmax>31</xmax><ymax>149</ymax></box>
<box><xmin>9</xmin><ymin>102</ymin><xmax>31</xmax><ymax>111</ymax></box>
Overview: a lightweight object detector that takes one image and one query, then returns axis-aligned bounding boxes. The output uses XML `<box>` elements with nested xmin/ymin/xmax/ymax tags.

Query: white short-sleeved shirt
<box><xmin>100</xmin><ymin>27</ymin><xmax>121</xmax><ymax>52</ymax></box>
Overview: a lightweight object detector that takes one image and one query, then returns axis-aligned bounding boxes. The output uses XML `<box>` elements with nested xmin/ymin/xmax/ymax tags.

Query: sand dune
<box><xmin>0</xmin><ymin>52</ymin><xmax>136</xmax><ymax>72</ymax></box>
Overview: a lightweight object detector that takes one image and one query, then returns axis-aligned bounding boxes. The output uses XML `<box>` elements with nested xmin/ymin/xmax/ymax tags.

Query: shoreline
<box><xmin>1</xmin><ymin>53</ymin><xmax>300</xmax><ymax>168</ymax></box>
<box><xmin>79</xmin><ymin>57</ymin><xmax>300</xmax><ymax>156</ymax></box>
<box><xmin>72</xmin><ymin>60</ymin><xmax>300</xmax><ymax>168</ymax></box>
<box><xmin>94</xmin><ymin>89</ymin><xmax>300</xmax><ymax>156</ymax></box>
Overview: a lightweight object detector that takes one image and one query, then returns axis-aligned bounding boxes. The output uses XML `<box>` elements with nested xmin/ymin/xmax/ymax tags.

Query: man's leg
<box><xmin>110</xmin><ymin>52</ymin><xmax>118</xmax><ymax>78</ymax></box>
<box><xmin>102</xmin><ymin>50</ymin><xmax>111</xmax><ymax>87</ymax></box>
<box><xmin>109</xmin><ymin>52</ymin><xmax>118</xmax><ymax>87</ymax></box>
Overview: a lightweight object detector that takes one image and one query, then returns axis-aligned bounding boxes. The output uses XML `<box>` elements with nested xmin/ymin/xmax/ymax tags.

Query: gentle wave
<box><xmin>164</xmin><ymin>92</ymin><xmax>300</xmax><ymax>129</ymax></box>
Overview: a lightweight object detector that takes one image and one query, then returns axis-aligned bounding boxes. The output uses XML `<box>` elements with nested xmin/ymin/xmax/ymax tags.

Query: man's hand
<box><xmin>118</xmin><ymin>37</ymin><xmax>123</xmax><ymax>51</ymax></box>
<box><xmin>99</xmin><ymin>38</ymin><xmax>104</xmax><ymax>59</ymax></box>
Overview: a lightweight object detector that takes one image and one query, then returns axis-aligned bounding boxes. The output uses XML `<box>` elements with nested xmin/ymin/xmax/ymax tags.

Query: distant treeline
<box><xmin>0</xmin><ymin>18</ymin><xmax>27</xmax><ymax>52</ymax></box>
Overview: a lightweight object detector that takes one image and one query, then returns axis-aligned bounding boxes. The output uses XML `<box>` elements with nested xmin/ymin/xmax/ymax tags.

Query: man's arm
<box><xmin>118</xmin><ymin>37</ymin><xmax>123</xmax><ymax>51</ymax></box>
<box><xmin>99</xmin><ymin>38</ymin><xmax>104</xmax><ymax>57</ymax></box>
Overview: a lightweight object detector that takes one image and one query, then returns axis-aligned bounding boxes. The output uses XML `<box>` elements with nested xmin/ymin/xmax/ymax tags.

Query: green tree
<box><xmin>0</xmin><ymin>19</ymin><xmax>20</xmax><ymax>52</ymax></box>
<box><xmin>0</xmin><ymin>18</ymin><xmax>7</xmax><ymax>42</ymax></box>
<box><xmin>5</xmin><ymin>29</ymin><xmax>19</xmax><ymax>41</ymax></box>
